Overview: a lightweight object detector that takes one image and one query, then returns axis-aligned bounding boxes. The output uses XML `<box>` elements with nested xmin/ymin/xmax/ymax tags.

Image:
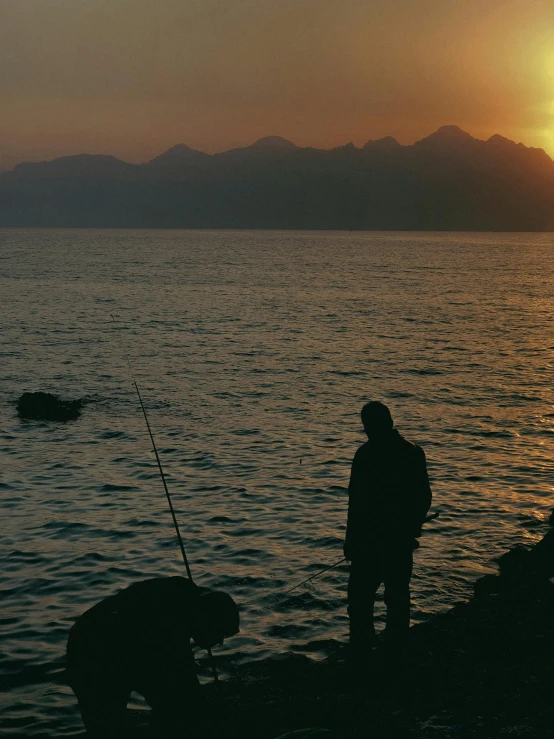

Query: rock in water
<box><xmin>16</xmin><ymin>392</ymin><xmax>84</xmax><ymax>421</ymax></box>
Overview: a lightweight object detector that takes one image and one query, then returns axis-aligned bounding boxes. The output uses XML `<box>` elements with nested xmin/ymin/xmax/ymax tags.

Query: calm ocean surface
<box><xmin>1</xmin><ymin>229</ymin><xmax>553</xmax><ymax>736</ymax></box>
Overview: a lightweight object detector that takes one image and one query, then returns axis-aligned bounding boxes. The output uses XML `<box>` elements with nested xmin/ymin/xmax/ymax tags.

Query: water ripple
<box><xmin>1</xmin><ymin>229</ymin><xmax>553</xmax><ymax>736</ymax></box>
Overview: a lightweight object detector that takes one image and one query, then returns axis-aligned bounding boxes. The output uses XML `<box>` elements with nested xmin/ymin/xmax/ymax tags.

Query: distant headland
<box><xmin>2</xmin><ymin>126</ymin><xmax>554</xmax><ymax>230</ymax></box>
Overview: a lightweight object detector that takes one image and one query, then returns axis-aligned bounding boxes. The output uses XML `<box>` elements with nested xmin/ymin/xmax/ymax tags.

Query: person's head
<box><xmin>361</xmin><ymin>401</ymin><xmax>393</xmax><ymax>439</ymax></box>
<box><xmin>191</xmin><ymin>589</ymin><xmax>240</xmax><ymax>649</ymax></box>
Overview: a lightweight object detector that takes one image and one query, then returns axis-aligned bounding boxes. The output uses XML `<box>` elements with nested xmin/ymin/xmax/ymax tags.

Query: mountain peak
<box><xmin>12</xmin><ymin>153</ymin><xmax>132</xmax><ymax>177</ymax></box>
<box><xmin>363</xmin><ymin>136</ymin><xmax>401</xmax><ymax>151</ymax></box>
<box><xmin>249</xmin><ymin>136</ymin><xmax>298</xmax><ymax>150</ymax></box>
<box><xmin>330</xmin><ymin>142</ymin><xmax>358</xmax><ymax>153</ymax></box>
<box><xmin>486</xmin><ymin>134</ymin><xmax>553</xmax><ymax>166</ymax></box>
<box><xmin>148</xmin><ymin>143</ymin><xmax>205</xmax><ymax>164</ymax></box>
<box><xmin>417</xmin><ymin>126</ymin><xmax>475</xmax><ymax>147</ymax></box>
<box><xmin>486</xmin><ymin>134</ymin><xmax>519</xmax><ymax>149</ymax></box>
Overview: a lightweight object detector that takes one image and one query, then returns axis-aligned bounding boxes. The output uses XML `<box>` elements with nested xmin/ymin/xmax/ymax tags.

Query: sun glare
<box><xmin>538</xmin><ymin>100</ymin><xmax>554</xmax><ymax>156</ymax></box>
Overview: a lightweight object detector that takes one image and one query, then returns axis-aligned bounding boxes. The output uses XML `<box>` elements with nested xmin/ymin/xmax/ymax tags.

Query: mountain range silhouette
<box><xmin>2</xmin><ymin>126</ymin><xmax>554</xmax><ymax>229</ymax></box>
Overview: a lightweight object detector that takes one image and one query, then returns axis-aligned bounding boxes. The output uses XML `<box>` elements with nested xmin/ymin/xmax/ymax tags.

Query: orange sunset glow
<box><xmin>2</xmin><ymin>0</ymin><xmax>554</xmax><ymax>170</ymax></box>
<box><xmin>4</xmin><ymin>1</ymin><xmax>554</xmax><ymax>734</ymax></box>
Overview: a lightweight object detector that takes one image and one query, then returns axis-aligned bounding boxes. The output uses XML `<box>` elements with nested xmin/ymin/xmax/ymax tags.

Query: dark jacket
<box><xmin>67</xmin><ymin>577</ymin><xmax>201</xmax><ymax>694</ymax></box>
<box><xmin>344</xmin><ymin>430</ymin><xmax>432</xmax><ymax>559</ymax></box>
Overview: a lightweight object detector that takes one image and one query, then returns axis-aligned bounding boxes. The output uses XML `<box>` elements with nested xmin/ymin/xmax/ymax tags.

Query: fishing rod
<box><xmin>242</xmin><ymin>557</ymin><xmax>347</xmax><ymax>612</ymax></box>
<box><xmin>245</xmin><ymin>510</ymin><xmax>442</xmax><ymax>610</ymax></box>
<box><xmin>110</xmin><ymin>314</ymin><xmax>218</xmax><ymax>682</ymax></box>
<box><xmin>280</xmin><ymin>557</ymin><xmax>346</xmax><ymax>598</ymax></box>
<box><xmin>424</xmin><ymin>511</ymin><xmax>440</xmax><ymax>524</ymax></box>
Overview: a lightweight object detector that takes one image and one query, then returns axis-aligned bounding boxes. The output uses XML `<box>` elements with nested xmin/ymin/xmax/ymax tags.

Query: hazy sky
<box><xmin>2</xmin><ymin>0</ymin><xmax>554</xmax><ymax>169</ymax></box>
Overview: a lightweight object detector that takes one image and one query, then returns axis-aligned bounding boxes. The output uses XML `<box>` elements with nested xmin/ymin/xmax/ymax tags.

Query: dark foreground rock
<box><xmin>122</xmin><ymin>512</ymin><xmax>554</xmax><ymax>738</ymax></box>
<box><xmin>16</xmin><ymin>391</ymin><xmax>84</xmax><ymax>421</ymax></box>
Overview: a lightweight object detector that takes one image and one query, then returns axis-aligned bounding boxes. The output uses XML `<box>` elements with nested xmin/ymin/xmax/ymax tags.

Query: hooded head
<box><xmin>361</xmin><ymin>401</ymin><xmax>393</xmax><ymax>439</ymax></box>
<box><xmin>191</xmin><ymin>589</ymin><xmax>240</xmax><ymax>649</ymax></box>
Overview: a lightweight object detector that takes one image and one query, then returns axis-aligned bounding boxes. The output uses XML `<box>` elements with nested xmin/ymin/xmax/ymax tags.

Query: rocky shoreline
<box><xmin>125</xmin><ymin>511</ymin><xmax>553</xmax><ymax>739</ymax></box>
<box><xmin>206</xmin><ymin>510</ymin><xmax>552</xmax><ymax>739</ymax></box>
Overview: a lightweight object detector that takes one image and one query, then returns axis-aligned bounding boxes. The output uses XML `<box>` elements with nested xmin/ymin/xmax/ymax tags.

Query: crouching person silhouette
<box><xmin>344</xmin><ymin>403</ymin><xmax>431</xmax><ymax>656</ymax></box>
<box><xmin>66</xmin><ymin>577</ymin><xmax>239</xmax><ymax>737</ymax></box>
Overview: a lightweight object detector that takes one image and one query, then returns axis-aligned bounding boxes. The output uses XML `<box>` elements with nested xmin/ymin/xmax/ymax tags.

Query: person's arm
<box><xmin>413</xmin><ymin>446</ymin><xmax>432</xmax><ymax>536</ymax></box>
<box><xmin>344</xmin><ymin>448</ymin><xmax>365</xmax><ymax>560</ymax></box>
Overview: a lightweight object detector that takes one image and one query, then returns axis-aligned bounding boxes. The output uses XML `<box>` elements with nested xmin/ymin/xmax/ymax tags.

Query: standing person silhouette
<box><xmin>344</xmin><ymin>402</ymin><xmax>432</xmax><ymax>655</ymax></box>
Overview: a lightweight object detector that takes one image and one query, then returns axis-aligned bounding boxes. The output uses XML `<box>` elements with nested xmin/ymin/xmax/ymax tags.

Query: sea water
<box><xmin>1</xmin><ymin>229</ymin><xmax>553</xmax><ymax>736</ymax></box>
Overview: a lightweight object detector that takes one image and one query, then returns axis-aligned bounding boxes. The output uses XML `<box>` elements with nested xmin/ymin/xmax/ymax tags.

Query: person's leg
<box><xmin>382</xmin><ymin>544</ymin><xmax>413</xmax><ymax>645</ymax></box>
<box><xmin>66</xmin><ymin>622</ymin><xmax>131</xmax><ymax>738</ymax></box>
<box><xmin>72</xmin><ymin>678</ymin><xmax>131</xmax><ymax>738</ymax></box>
<box><xmin>347</xmin><ymin>556</ymin><xmax>383</xmax><ymax>649</ymax></box>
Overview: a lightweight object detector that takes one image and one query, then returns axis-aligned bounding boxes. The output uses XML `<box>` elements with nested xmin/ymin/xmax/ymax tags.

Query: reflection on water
<box><xmin>1</xmin><ymin>229</ymin><xmax>553</xmax><ymax>735</ymax></box>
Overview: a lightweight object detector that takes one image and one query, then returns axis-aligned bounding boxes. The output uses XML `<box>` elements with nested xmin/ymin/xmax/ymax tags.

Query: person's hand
<box><xmin>192</xmin><ymin>627</ymin><xmax>225</xmax><ymax>650</ymax></box>
<box><xmin>195</xmin><ymin>635</ymin><xmax>224</xmax><ymax>649</ymax></box>
<box><xmin>343</xmin><ymin>542</ymin><xmax>353</xmax><ymax>563</ymax></box>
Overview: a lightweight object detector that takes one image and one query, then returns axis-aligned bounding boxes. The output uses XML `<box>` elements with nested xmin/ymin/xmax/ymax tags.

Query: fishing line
<box><xmin>243</xmin><ymin>511</ymin><xmax>441</xmax><ymax>612</ymax></box>
<box><xmin>242</xmin><ymin>556</ymin><xmax>348</xmax><ymax>612</ymax></box>
<box><xmin>109</xmin><ymin>314</ymin><xmax>218</xmax><ymax>682</ymax></box>
<box><xmin>280</xmin><ymin>557</ymin><xmax>346</xmax><ymax>597</ymax></box>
